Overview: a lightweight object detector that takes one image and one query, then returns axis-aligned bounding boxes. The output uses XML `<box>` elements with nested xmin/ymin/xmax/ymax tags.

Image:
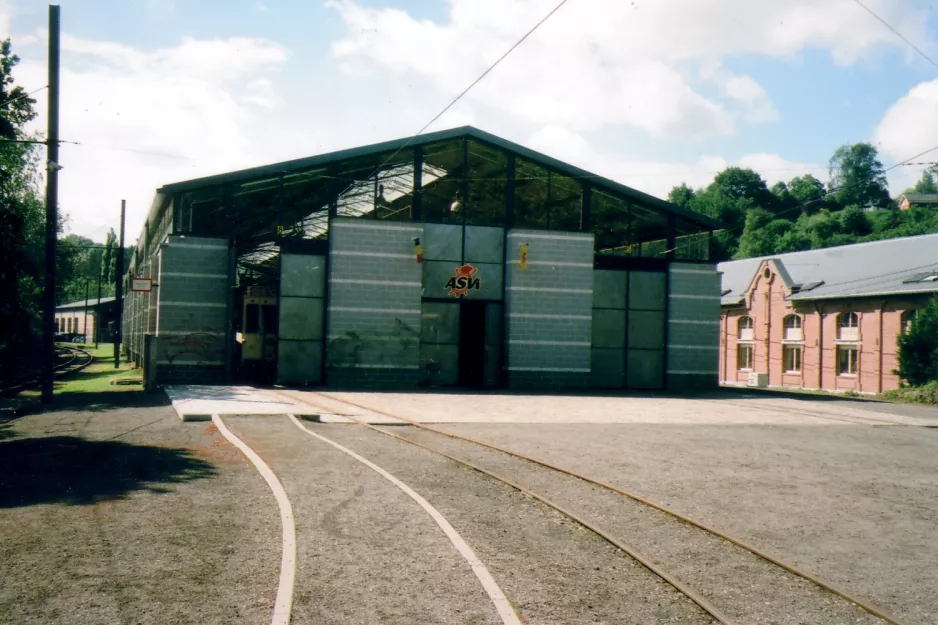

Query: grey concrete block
<box><xmin>629</xmin><ymin>271</ymin><xmax>667</xmax><ymax>311</ymax></box>
<box><xmin>628</xmin><ymin>310</ymin><xmax>665</xmax><ymax>350</ymax></box>
<box><xmin>627</xmin><ymin>348</ymin><xmax>664</xmax><ymax>389</ymax></box>
<box><xmin>423</xmin><ymin>223</ymin><xmax>463</xmax><ymax>261</ymax></box>
<box><xmin>464</xmin><ymin>226</ymin><xmax>504</xmax><ymax>264</ymax></box>
<box><xmin>277</xmin><ymin>340</ymin><xmax>323</xmax><ymax>385</ymax></box>
<box><xmin>279</xmin><ymin>296</ymin><xmax>324</xmax><ymax>341</ymax></box>
<box><xmin>592</xmin><ymin>308</ymin><xmax>626</xmax><ymax>349</ymax></box>
<box><xmin>281</xmin><ymin>254</ymin><xmax>326</xmax><ymax>298</ymax></box>
<box><xmin>593</xmin><ymin>270</ymin><xmax>627</xmax><ymax>310</ymax></box>
<box><xmin>591</xmin><ymin>348</ymin><xmax>624</xmax><ymax>388</ymax></box>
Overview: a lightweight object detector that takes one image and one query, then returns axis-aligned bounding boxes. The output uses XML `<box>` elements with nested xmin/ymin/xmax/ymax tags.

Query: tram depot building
<box><xmin>122</xmin><ymin>127</ymin><xmax>722</xmax><ymax>392</ymax></box>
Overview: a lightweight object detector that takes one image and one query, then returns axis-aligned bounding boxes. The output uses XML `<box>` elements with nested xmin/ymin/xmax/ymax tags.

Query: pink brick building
<box><xmin>718</xmin><ymin>234</ymin><xmax>938</xmax><ymax>394</ymax></box>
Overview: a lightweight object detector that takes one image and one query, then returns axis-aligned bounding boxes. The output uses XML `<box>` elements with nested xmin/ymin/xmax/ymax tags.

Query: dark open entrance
<box><xmin>458</xmin><ymin>301</ymin><xmax>487</xmax><ymax>388</ymax></box>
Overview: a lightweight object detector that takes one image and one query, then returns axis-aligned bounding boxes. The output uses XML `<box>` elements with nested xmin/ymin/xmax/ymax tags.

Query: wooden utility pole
<box><xmin>95</xmin><ymin>258</ymin><xmax>102</xmax><ymax>349</ymax></box>
<box><xmin>114</xmin><ymin>200</ymin><xmax>125</xmax><ymax>368</ymax></box>
<box><xmin>40</xmin><ymin>4</ymin><xmax>61</xmax><ymax>404</ymax></box>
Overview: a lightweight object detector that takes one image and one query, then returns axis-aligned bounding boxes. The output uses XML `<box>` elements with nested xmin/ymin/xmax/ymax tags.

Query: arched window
<box><xmin>783</xmin><ymin>314</ymin><xmax>802</xmax><ymax>341</ymax></box>
<box><xmin>837</xmin><ymin>312</ymin><xmax>859</xmax><ymax>340</ymax></box>
<box><xmin>738</xmin><ymin>316</ymin><xmax>754</xmax><ymax>340</ymax></box>
<box><xmin>901</xmin><ymin>310</ymin><xmax>917</xmax><ymax>335</ymax></box>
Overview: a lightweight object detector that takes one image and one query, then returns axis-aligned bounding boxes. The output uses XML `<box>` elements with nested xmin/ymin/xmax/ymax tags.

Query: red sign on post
<box><xmin>131</xmin><ymin>278</ymin><xmax>153</xmax><ymax>292</ymax></box>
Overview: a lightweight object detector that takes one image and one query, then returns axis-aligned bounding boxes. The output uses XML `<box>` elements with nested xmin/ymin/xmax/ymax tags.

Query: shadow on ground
<box><xmin>0</xmin><ymin>435</ymin><xmax>216</xmax><ymax>508</ymax></box>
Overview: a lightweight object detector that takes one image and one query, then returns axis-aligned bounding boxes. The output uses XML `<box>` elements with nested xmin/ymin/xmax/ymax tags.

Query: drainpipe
<box><xmin>878</xmin><ymin>301</ymin><xmax>887</xmax><ymax>394</ymax></box>
<box><xmin>813</xmin><ymin>301</ymin><xmax>823</xmax><ymax>390</ymax></box>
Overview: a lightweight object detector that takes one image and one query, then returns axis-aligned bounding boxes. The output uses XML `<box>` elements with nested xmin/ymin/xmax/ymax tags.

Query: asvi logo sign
<box><xmin>446</xmin><ymin>264</ymin><xmax>481</xmax><ymax>298</ymax></box>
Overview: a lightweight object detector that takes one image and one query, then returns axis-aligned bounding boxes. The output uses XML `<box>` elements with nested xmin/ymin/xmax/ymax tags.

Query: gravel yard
<box><xmin>3</xmin><ymin>387</ymin><xmax>936</xmax><ymax>625</ymax></box>
<box><xmin>0</xmin><ymin>394</ymin><xmax>279</xmax><ymax>625</ymax></box>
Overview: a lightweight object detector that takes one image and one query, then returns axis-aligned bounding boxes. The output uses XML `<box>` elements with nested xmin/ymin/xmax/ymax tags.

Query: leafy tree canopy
<box><xmin>897</xmin><ymin>298</ymin><xmax>938</xmax><ymax>387</ymax></box>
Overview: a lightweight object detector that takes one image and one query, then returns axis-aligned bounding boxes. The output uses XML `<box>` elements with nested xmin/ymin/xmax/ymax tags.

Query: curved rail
<box><xmin>0</xmin><ymin>345</ymin><xmax>95</xmax><ymax>397</ymax></box>
<box><xmin>288</xmin><ymin>409</ymin><xmax>735</xmax><ymax>625</ymax></box>
<box><xmin>288</xmin><ymin>390</ymin><xmax>906</xmax><ymax>625</ymax></box>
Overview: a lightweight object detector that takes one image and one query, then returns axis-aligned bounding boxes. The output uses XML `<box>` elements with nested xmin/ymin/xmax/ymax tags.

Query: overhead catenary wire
<box><xmin>851</xmin><ymin>0</ymin><xmax>938</xmax><ymax>71</ymax></box>
<box><xmin>0</xmin><ymin>84</ymin><xmax>48</xmax><ymax>108</ymax></box>
<box><xmin>343</xmin><ymin>0</ymin><xmax>573</xmax><ymax>200</ymax></box>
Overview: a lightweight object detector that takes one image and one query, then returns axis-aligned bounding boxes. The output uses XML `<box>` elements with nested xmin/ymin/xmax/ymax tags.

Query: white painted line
<box><xmin>331</xmin><ymin>279</ymin><xmax>421</xmax><ymax>287</ymax></box>
<box><xmin>668</xmin><ymin>319</ymin><xmax>720</xmax><ymax>326</ymax></box>
<box><xmin>509</xmin><ymin>313</ymin><xmax>592</xmax><ymax>321</ymax></box>
<box><xmin>287</xmin><ymin>415</ymin><xmax>521</xmax><ymax>625</ymax></box>
<box><xmin>212</xmin><ymin>415</ymin><xmax>296</xmax><ymax>625</ymax></box>
<box><xmin>668</xmin><ymin>294</ymin><xmax>714</xmax><ymax>300</ymax></box>
<box><xmin>331</xmin><ymin>251</ymin><xmax>412</xmax><ymax>259</ymax></box>
<box><xmin>508</xmin><ymin>260</ymin><xmax>593</xmax><ymax>268</ymax></box>
<box><xmin>509</xmin><ymin>340</ymin><xmax>591</xmax><ymax>347</ymax></box>
<box><xmin>670</xmin><ymin>267</ymin><xmax>716</xmax><ymax>275</ymax></box>
<box><xmin>508</xmin><ymin>286</ymin><xmax>592</xmax><ymax>294</ymax></box>
<box><xmin>668</xmin><ymin>344</ymin><xmax>720</xmax><ymax>351</ymax></box>
<box><xmin>506</xmin><ymin>366</ymin><xmax>591</xmax><ymax>373</ymax></box>
<box><xmin>507</xmin><ymin>231</ymin><xmax>591</xmax><ymax>241</ymax></box>
<box><xmin>159</xmin><ymin>301</ymin><xmax>226</xmax><ymax>308</ymax></box>
<box><xmin>160</xmin><ymin>272</ymin><xmax>228</xmax><ymax>279</ymax></box>
<box><xmin>333</xmin><ymin>221</ymin><xmax>422</xmax><ymax>233</ymax></box>
<box><xmin>329</xmin><ymin>306</ymin><xmax>421</xmax><ymax>315</ymax></box>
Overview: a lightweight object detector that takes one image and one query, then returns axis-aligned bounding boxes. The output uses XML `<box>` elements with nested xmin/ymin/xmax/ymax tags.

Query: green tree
<box><xmin>0</xmin><ymin>38</ymin><xmax>43</xmax><ymax>358</ymax></box>
<box><xmin>735</xmin><ymin>209</ymin><xmax>794</xmax><ymax>258</ymax></box>
<box><xmin>908</xmin><ymin>169</ymin><xmax>938</xmax><ymax>195</ymax></box>
<box><xmin>788</xmin><ymin>174</ymin><xmax>828</xmax><ymax>214</ymax></box>
<box><xmin>897</xmin><ymin>297</ymin><xmax>938</xmax><ymax>386</ymax></box>
<box><xmin>828</xmin><ymin>143</ymin><xmax>890</xmax><ymax>209</ymax></box>
<box><xmin>667</xmin><ymin>183</ymin><xmax>695</xmax><ymax>210</ymax></box>
<box><xmin>711</xmin><ymin>167</ymin><xmax>777</xmax><ymax>212</ymax></box>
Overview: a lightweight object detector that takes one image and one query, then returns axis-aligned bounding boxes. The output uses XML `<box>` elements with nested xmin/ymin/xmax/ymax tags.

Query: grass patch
<box><xmin>54</xmin><ymin>343</ymin><xmax>141</xmax><ymax>396</ymax></box>
<box><xmin>880</xmin><ymin>381</ymin><xmax>938</xmax><ymax>405</ymax></box>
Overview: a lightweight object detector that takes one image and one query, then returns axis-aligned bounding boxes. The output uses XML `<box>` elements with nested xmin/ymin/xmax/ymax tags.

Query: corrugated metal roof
<box><xmin>56</xmin><ymin>296</ymin><xmax>117</xmax><ymax>312</ymax></box>
<box><xmin>902</xmin><ymin>193</ymin><xmax>938</xmax><ymax>203</ymax></box>
<box><xmin>719</xmin><ymin>233</ymin><xmax>938</xmax><ymax>305</ymax></box>
<box><xmin>156</xmin><ymin>125</ymin><xmax>722</xmax><ymax>230</ymax></box>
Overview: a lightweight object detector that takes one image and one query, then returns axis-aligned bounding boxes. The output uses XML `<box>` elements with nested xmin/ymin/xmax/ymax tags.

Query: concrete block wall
<box><xmin>505</xmin><ymin>230</ymin><xmax>594</xmax><ymax>389</ymax></box>
<box><xmin>154</xmin><ymin>236</ymin><xmax>229</xmax><ymax>384</ymax></box>
<box><xmin>278</xmin><ymin>254</ymin><xmax>326</xmax><ymax>385</ymax></box>
<box><xmin>667</xmin><ymin>263</ymin><xmax>720</xmax><ymax>389</ymax></box>
<box><xmin>591</xmin><ymin>269</ymin><xmax>626</xmax><ymax>388</ymax></box>
<box><xmin>327</xmin><ymin>218</ymin><xmax>424</xmax><ymax>389</ymax></box>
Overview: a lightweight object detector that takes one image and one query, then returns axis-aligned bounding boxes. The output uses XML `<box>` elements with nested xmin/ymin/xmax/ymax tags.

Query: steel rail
<box><xmin>288</xmin><ymin>410</ymin><xmax>735</xmax><ymax>625</ymax></box>
<box><xmin>287</xmin><ymin>390</ymin><xmax>906</xmax><ymax>625</ymax></box>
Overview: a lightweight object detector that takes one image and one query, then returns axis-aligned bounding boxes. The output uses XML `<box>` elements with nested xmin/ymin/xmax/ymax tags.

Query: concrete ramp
<box><xmin>165</xmin><ymin>385</ymin><xmax>320</xmax><ymax>422</ymax></box>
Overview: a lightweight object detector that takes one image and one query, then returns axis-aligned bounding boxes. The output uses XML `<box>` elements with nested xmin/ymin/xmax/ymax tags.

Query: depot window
<box><xmin>783</xmin><ymin>345</ymin><xmax>802</xmax><ymax>373</ymax></box>
<box><xmin>737</xmin><ymin>344</ymin><xmax>754</xmax><ymax>371</ymax></box>
<box><xmin>837</xmin><ymin>346</ymin><xmax>858</xmax><ymax>376</ymax></box>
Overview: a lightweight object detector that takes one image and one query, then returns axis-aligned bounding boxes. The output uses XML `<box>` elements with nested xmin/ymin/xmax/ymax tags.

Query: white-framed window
<box><xmin>783</xmin><ymin>314</ymin><xmax>803</xmax><ymax>341</ymax></box>
<box><xmin>837</xmin><ymin>345</ymin><xmax>859</xmax><ymax>376</ymax></box>
<box><xmin>901</xmin><ymin>310</ymin><xmax>917</xmax><ymax>335</ymax></box>
<box><xmin>837</xmin><ymin>312</ymin><xmax>859</xmax><ymax>340</ymax></box>
<box><xmin>737</xmin><ymin>344</ymin><xmax>754</xmax><ymax>370</ymax></box>
<box><xmin>738</xmin><ymin>316</ymin><xmax>754</xmax><ymax>341</ymax></box>
<box><xmin>783</xmin><ymin>345</ymin><xmax>802</xmax><ymax>373</ymax></box>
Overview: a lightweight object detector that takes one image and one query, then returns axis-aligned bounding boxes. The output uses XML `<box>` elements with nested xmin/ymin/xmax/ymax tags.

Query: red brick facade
<box><xmin>719</xmin><ymin>259</ymin><xmax>923</xmax><ymax>394</ymax></box>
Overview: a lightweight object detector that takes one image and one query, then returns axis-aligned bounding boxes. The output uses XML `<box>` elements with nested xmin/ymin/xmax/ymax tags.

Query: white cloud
<box><xmin>0</xmin><ymin>0</ymin><xmax>10</xmax><ymax>38</ymax></box>
<box><xmin>15</xmin><ymin>33</ymin><xmax>290</xmax><ymax>242</ymax></box>
<box><xmin>528</xmin><ymin>126</ymin><xmax>823</xmax><ymax>198</ymax></box>
<box><xmin>327</xmin><ymin>0</ymin><xmax>929</xmax><ymax>140</ymax></box>
<box><xmin>873</xmin><ymin>79</ymin><xmax>938</xmax><ymax>193</ymax></box>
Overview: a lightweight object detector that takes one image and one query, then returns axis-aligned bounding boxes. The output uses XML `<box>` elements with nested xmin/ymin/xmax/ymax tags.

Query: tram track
<box><xmin>0</xmin><ymin>344</ymin><xmax>94</xmax><ymax>398</ymax></box>
<box><xmin>279</xmin><ymin>389</ymin><xmax>908</xmax><ymax>625</ymax></box>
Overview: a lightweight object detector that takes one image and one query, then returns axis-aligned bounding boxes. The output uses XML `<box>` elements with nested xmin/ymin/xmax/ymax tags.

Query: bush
<box><xmin>882</xmin><ymin>381</ymin><xmax>938</xmax><ymax>405</ymax></box>
<box><xmin>897</xmin><ymin>297</ymin><xmax>938</xmax><ymax>386</ymax></box>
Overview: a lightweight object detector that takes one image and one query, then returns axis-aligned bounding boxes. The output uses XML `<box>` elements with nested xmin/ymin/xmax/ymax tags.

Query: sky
<box><xmin>2</xmin><ymin>0</ymin><xmax>938</xmax><ymax>244</ymax></box>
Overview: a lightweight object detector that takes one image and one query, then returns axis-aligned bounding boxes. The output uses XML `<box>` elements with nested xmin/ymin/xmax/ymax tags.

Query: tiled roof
<box><xmin>719</xmin><ymin>233</ymin><xmax>938</xmax><ymax>305</ymax></box>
